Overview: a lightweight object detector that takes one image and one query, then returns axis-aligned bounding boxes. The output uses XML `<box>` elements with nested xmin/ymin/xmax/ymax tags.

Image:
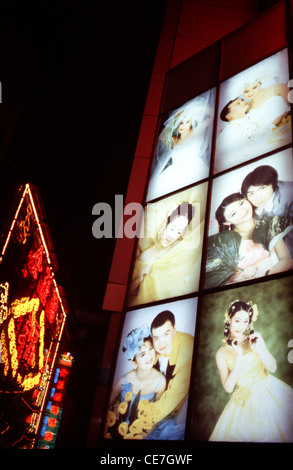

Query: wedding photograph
<box><xmin>105</xmin><ymin>297</ymin><xmax>198</xmax><ymax>441</ymax></box>
<box><xmin>189</xmin><ymin>277</ymin><xmax>293</xmax><ymax>443</ymax></box>
<box><xmin>214</xmin><ymin>48</ymin><xmax>291</xmax><ymax>174</ymax></box>
<box><xmin>205</xmin><ymin>149</ymin><xmax>293</xmax><ymax>289</ymax></box>
<box><xmin>129</xmin><ymin>183</ymin><xmax>208</xmax><ymax>306</ymax></box>
<box><xmin>147</xmin><ymin>88</ymin><xmax>216</xmax><ymax>201</ymax></box>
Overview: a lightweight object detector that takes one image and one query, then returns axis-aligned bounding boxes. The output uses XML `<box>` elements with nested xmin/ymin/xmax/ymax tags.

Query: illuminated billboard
<box><xmin>189</xmin><ymin>277</ymin><xmax>293</xmax><ymax>443</ymax></box>
<box><xmin>146</xmin><ymin>88</ymin><xmax>216</xmax><ymax>202</ymax></box>
<box><xmin>0</xmin><ymin>184</ymin><xmax>68</xmax><ymax>448</ymax></box>
<box><xmin>214</xmin><ymin>48</ymin><xmax>291</xmax><ymax>174</ymax></box>
<box><xmin>128</xmin><ymin>183</ymin><xmax>208</xmax><ymax>307</ymax></box>
<box><xmin>205</xmin><ymin>148</ymin><xmax>293</xmax><ymax>289</ymax></box>
<box><xmin>104</xmin><ymin>297</ymin><xmax>197</xmax><ymax>440</ymax></box>
<box><xmin>102</xmin><ymin>6</ymin><xmax>293</xmax><ymax>447</ymax></box>
<box><xmin>37</xmin><ymin>352</ymin><xmax>73</xmax><ymax>449</ymax></box>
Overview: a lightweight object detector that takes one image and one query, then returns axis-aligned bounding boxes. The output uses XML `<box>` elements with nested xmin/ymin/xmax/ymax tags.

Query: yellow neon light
<box><xmin>39</xmin><ymin>310</ymin><xmax>45</xmax><ymax>371</ymax></box>
<box><xmin>8</xmin><ymin>318</ymin><xmax>18</xmax><ymax>377</ymax></box>
<box><xmin>0</xmin><ymin>330</ymin><xmax>9</xmax><ymax>376</ymax></box>
<box><xmin>0</xmin><ymin>281</ymin><xmax>9</xmax><ymax>324</ymax></box>
<box><xmin>5</xmin><ymin>305</ymin><xmax>46</xmax><ymax>391</ymax></box>
<box><xmin>11</xmin><ymin>297</ymin><xmax>40</xmax><ymax>318</ymax></box>
<box><xmin>16</xmin><ymin>206</ymin><xmax>32</xmax><ymax>244</ymax></box>
<box><xmin>20</xmin><ymin>372</ymin><xmax>42</xmax><ymax>392</ymax></box>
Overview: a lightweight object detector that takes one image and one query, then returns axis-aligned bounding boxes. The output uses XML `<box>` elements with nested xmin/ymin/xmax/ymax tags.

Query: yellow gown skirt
<box><xmin>210</xmin><ymin>351</ymin><xmax>293</xmax><ymax>443</ymax></box>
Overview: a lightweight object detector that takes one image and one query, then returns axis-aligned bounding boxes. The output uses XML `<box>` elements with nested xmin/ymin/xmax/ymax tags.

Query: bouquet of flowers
<box><xmin>104</xmin><ymin>391</ymin><xmax>159</xmax><ymax>440</ymax></box>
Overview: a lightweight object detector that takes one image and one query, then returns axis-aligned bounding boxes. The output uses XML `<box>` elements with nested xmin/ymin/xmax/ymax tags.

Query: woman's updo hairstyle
<box><xmin>167</xmin><ymin>202</ymin><xmax>195</xmax><ymax>227</ymax></box>
<box><xmin>122</xmin><ymin>324</ymin><xmax>152</xmax><ymax>361</ymax></box>
<box><xmin>223</xmin><ymin>300</ymin><xmax>258</xmax><ymax>345</ymax></box>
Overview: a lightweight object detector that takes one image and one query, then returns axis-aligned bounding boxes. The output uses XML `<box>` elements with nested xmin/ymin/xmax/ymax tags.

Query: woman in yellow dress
<box><xmin>128</xmin><ymin>197</ymin><xmax>205</xmax><ymax>307</ymax></box>
<box><xmin>210</xmin><ymin>300</ymin><xmax>293</xmax><ymax>442</ymax></box>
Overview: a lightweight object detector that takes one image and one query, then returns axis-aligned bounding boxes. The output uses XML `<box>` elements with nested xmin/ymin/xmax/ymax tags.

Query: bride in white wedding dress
<box><xmin>146</xmin><ymin>89</ymin><xmax>215</xmax><ymax>202</ymax></box>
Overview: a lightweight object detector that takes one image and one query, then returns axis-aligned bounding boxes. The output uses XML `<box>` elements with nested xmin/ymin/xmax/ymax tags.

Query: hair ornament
<box><xmin>224</xmin><ymin>299</ymin><xmax>240</xmax><ymax>321</ymax></box>
<box><xmin>223</xmin><ymin>300</ymin><xmax>259</xmax><ymax>344</ymax></box>
<box><xmin>122</xmin><ymin>324</ymin><xmax>151</xmax><ymax>361</ymax></box>
<box><xmin>250</xmin><ymin>302</ymin><xmax>259</xmax><ymax>323</ymax></box>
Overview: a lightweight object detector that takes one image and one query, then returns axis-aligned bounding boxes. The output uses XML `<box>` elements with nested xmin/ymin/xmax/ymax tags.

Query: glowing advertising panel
<box><xmin>128</xmin><ymin>183</ymin><xmax>208</xmax><ymax>307</ymax></box>
<box><xmin>105</xmin><ymin>297</ymin><xmax>197</xmax><ymax>440</ymax></box>
<box><xmin>204</xmin><ymin>148</ymin><xmax>293</xmax><ymax>289</ymax></box>
<box><xmin>37</xmin><ymin>352</ymin><xmax>73</xmax><ymax>449</ymax></box>
<box><xmin>146</xmin><ymin>88</ymin><xmax>216</xmax><ymax>202</ymax></box>
<box><xmin>102</xmin><ymin>8</ymin><xmax>293</xmax><ymax>448</ymax></box>
<box><xmin>0</xmin><ymin>184</ymin><xmax>68</xmax><ymax>448</ymax></box>
<box><xmin>214</xmin><ymin>48</ymin><xmax>291</xmax><ymax>174</ymax></box>
<box><xmin>189</xmin><ymin>277</ymin><xmax>293</xmax><ymax>443</ymax></box>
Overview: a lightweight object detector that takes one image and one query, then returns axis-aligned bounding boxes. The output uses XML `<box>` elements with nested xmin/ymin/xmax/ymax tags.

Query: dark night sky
<box><xmin>0</xmin><ymin>0</ymin><xmax>167</xmax><ymax>448</ymax></box>
<box><xmin>1</xmin><ymin>0</ymin><xmax>167</xmax><ymax>316</ymax></box>
<box><xmin>0</xmin><ymin>0</ymin><xmax>278</xmax><ymax>322</ymax></box>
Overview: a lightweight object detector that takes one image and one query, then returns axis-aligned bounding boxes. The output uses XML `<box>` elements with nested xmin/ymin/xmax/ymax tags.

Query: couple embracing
<box><xmin>106</xmin><ymin>310</ymin><xmax>193</xmax><ymax>440</ymax></box>
<box><xmin>205</xmin><ymin>165</ymin><xmax>293</xmax><ymax>289</ymax></box>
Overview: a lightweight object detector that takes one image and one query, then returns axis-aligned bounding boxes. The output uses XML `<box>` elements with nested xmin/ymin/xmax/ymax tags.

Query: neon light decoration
<box><xmin>37</xmin><ymin>352</ymin><xmax>73</xmax><ymax>449</ymax></box>
<box><xmin>15</xmin><ymin>206</ymin><xmax>32</xmax><ymax>245</ymax></box>
<box><xmin>22</xmin><ymin>245</ymin><xmax>45</xmax><ymax>280</ymax></box>
<box><xmin>0</xmin><ymin>281</ymin><xmax>9</xmax><ymax>324</ymax></box>
<box><xmin>0</xmin><ymin>183</ymin><xmax>69</xmax><ymax>448</ymax></box>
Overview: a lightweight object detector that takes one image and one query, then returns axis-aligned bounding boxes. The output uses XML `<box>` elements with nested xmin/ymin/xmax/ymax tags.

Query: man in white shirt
<box><xmin>214</xmin><ymin>98</ymin><xmax>258</xmax><ymax>173</ymax></box>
